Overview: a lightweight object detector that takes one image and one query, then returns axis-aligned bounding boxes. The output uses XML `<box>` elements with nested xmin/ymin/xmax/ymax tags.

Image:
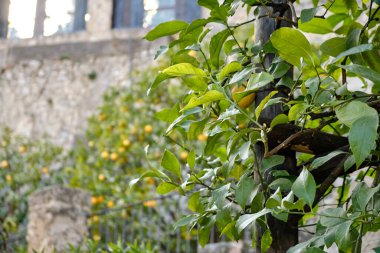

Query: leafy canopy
<box><xmin>144</xmin><ymin>0</ymin><xmax>380</xmax><ymax>252</ymax></box>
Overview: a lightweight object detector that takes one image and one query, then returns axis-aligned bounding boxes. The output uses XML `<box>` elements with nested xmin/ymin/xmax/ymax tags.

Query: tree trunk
<box><xmin>253</xmin><ymin>1</ymin><xmax>299</xmax><ymax>252</ymax></box>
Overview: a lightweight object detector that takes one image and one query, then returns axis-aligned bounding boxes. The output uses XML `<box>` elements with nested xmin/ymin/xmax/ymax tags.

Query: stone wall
<box><xmin>0</xmin><ymin>33</ymin><xmax>164</xmax><ymax>147</ymax></box>
<box><xmin>0</xmin><ymin>0</ymin><xmax>168</xmax><ymax>148</ymax></box>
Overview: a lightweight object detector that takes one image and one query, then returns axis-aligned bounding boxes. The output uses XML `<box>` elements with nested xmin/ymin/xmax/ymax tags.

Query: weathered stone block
<box><xmin>27</xmin><ymin>186</ymin><xmax>91</xmax><ymax>253</ymax></box>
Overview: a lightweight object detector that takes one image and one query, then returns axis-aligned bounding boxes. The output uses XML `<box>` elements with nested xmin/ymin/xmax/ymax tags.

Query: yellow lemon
<box><xmin>144</xmin><ymin>125</ymin><xmax>153</xmax><ymax>134</ymax></box>
<box><xmin>143</xmin><ymin>200</ymin><xmax>157</xmax><ymax>208</ymax></box>
<box><xmin>18</xmin><ymin>145</ymin><xmax>27</xmax><ymax>153</ymax></box>
<box><xmin>231</xmin><ymin>86</ymin><xmax>256</xmax><ymax>109</ymax></box>
<box><xmin>188</xmin><ymin>50</ymin><xmax>197</xmax><ymax>57</ymax></box>
<box><xmin>118</xmin><ymin>147</ymin><xmax>126</xmax><ymax>153</ymax></box>
<box><xmin>110</xmin><ymin>153</ymin><xmax>118</xmax><ymax>161</ymax></box>
<box><xmin>122</xmin><ymin>139</ymin><xmax>131</xmax><ymax>147</ymax></box>
<box><xmin>107</xmin><ymin>200</ymin><xmax>114</xmax><ymax>208</ymax></box>
<box><xmin>97</xmin><ymin>196</ymin><xmax>105</xmax><ymax>204</ymax></box>
<box><xmin>92</xmin><ymin>216</ymin><xmax>99</xmax><ymax>223</ymax></box>
<box><xmin>42</xmin><ymin>167</ymin><xmax>49</xmax><ymax>174</ymax></box>
<box><xmin>197</xmin><ymin>134</ymin><xmax>208</xmax><ymax>142</ymax></box>
<box><xmin>6</xmin><ymin>174</ymin><xmax>12</xmax><ymax>182</ymax></box>
<box><xmin>180</xmin><ymin>151</ymin><xmax>188</xmax><ymax>161</ymax></box>
<box><xmin>93</xmin><ymin>234</ymin><xmax>101</xmax><ymax>241</ymax></box>
<box><xmin>98</xmin><ymin>113</ymin><xmax>107</xmax><ymax>122</ymax></box>
<box><xmin>98</xmin><ymin>174</ymin><xmax>105</xmax><ymax>181</ymax></box>
<box><xmin>145</xmin><ymin>177</ymin><xmax>155</xmax><ymax>185</ymax></box>
<box><xmin>88</xmin><ymin>141</ymin><xmax>94</xmax><ymax>148</ymax></box>
<box><xmin>91</xmin><ymin>197</ymin><xmax>98</xmax><ymax>205</ymax></box>
<box><xmin>101</xmin><ymin>151</ymin><xmax>109</xmax><ymax>159</ymax></box>
<box><xmin>1</xmin><ymin>160</ymin><xmax>9</xmax><ymax>168</ymax></box>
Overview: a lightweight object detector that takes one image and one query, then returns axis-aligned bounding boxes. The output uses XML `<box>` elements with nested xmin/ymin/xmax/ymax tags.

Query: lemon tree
<box><xmin>0</xmin><ymin>128</ymin><xmax>65</xmax><ymax>237</ymax></box>
<box><xmin>144</xmin><ymin>0</ymin><xmax>380</xmax><ymax>252</ymax></box>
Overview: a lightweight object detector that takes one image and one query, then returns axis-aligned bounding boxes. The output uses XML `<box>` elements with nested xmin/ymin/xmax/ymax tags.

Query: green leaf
<box><xmin>352</xmin><ymin>182</ymin><xmax>380</xmax><ymax>211</ymax></box>
<box><xmin>236</xmin><ymin>176</ymin><xmax>256</xmax><ymax>209</ymax></box>
<box><xmin>332</xmin><ymin>44</ymin><xmax>374</xmax><ymax>63</ymax></box>
<box><xmin>335</xmin><ymin>221</ymin><xmax>353</xmax><ymax>252</ymax></box>
<box><xmin>338</xmin><ymin>64</ymin><xmax>380</xmax><ymax>84</ymax></box>
<box><xmin>212</xmin><ymin>184</ymin><xmax>230</xmax><ymax>208</ymax></box>
<box><xmin>188</xmin><ymin>191</ymin><xmax>200</xmax><ymax>212</ymax></box>
<box><xmin>255</xmin><ymin>91</ymin><xmax>278</xmax><ymax>120</ymax></box>
<box><xmin>210</xmin><ymin>29</ymin><xmax>230</xmax><ymax>68</ymax></box>
<box><xmin>247</xmin><ymin>72</ymin><xmax>274</xmax><ymax>90</ymax></box>
<box><xmin>148</xmin><ymin>72</ymin><xmax>172</xmax><ymax>95</ymax></box>
<box><xmin>183</xmin><ymin>76</ymin><xmax>208</xmax><ymax>92</ymax></box>
<box><xmin>182</xmin><ymin>90</ymin><xmax>225</xmax><ymax>110</ymax></box>
<box><xmin>163</xmin><ymin>63</ymin><xmax>207</xmax><ymax>77</ymax></box>
<box><xmin>266</xmin><ymin>188</ymin><xmax>282</xmax><ymax>208</ymax></box>
<box><xmin>161</xmin><ymin>150</ymin><xmax>181</xmax><ymax>179</ymax></box>
<box><xmin>261</xmin><ymin>229</ymin><xmax>273</xmax><ymax>253</ymax></box>
<box><xmin>173</xmin><ymin>214</ymin><xmax>197</xmax><ymax>230</ymax></box>
<box><xmin>300</xmin><ymin>7</ymin><xmax>319</xmax><ymax>23</ymax></box>
<box><xmin>198</xmin><ymin>0</ymin><xmax>219</xmax><ymax>10</ymax></box>
<box><xmin>262</xmin><ymin>155</ymin><xmax>285</xmax><ymax>173</ymax></box>
<box><xmin>336</xmin><ymin>101</ymin><xmax>378</xmax><ymax>127</ymax></box>
<box><xmin>187</xmin><ymin>150</ymin><xmax>196</xmax><ymax>170</ymax></box>
<box><xmin>229</xmin><ymin>67</ymin><xmax>252</xmax><ymax>84</ymax></box>
<box><xmin>299</xmin><ymin>18</ymin><xmax>333</xmax><ymax>34</ymax></box>
<box><xmin>344</xmin><ymin>155</ymin><xmax>355</xmax><ymax>171</ymax></box>
<box><xmin>271</xmin><ymin>62</ymin><xmax>291</xmax><ymax>79</ymax></box>
<box><xmin>271</xmin><ymin>27</ymin><xmax>314</xmax><ymax>68</ymax></box>
<box><xmin>219</xmin><ymin>61</ymin><xmax>242</xmax><ymax>81</ymax></box>
<box><xmin>155</xmin><ymin>104</ymin><xmax>180</xmax><ymax>123</ymax></box>
<box><xmin>288</xmin><ymin>103</ymin><xmax>308</xmax><ymax>122</ymax></box>
<box><xmin>291</xmin><ymin>168</ymin><xmax>316</xmax><ymax>208</ymax></box>
<box><xmin>320</xmin><ymin>208</ymin><xmax>347</xmax><ymax>227</ymax></box>
<box><xmin>349</xmin><ymin>115</ymin><xmax>378</xmax><ymax>167</ymax></box>
<box><xmin>144</xmin><ymin>20</ymin><xmax>188</xmax><ymax>41</ymax></box>
<box><xmin>156</xmin><ymin>182</ymin><xmax>178</xmax><ymax>194</ymax></box>
<box><xmin>270</xmin><ymin>114</ymin><xmax>288</xmax><ymax>128</ymax></box>
<box><xmin>310</xmin><ymin>151</ymin><xmax>345</xmax><ymax>170</ymax></box>
<box><xmin>320</xmin><ymin>37</ymin><xmax>346</xmax><ymax>57</ymax></box>
<box><xmin>220</xmin><ymin>221</ymin><xmax>236</xmax><ymax>236</ymax></box>
<box><xmin>236</xmin><ymin>209</ymin><xmax>271</xmax><ymax>233</ymax></box>
<box><xmin>269</xmin><ymin>178</ymin><xmax>293</xmax><ymax>192</ymax></box>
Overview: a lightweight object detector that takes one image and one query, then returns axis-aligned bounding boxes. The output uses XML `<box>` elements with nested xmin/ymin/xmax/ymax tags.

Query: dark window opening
<box><xmin>112</xmin><ymin>0</ymin><xmax>200</xmax><ymax>29</ymax></box>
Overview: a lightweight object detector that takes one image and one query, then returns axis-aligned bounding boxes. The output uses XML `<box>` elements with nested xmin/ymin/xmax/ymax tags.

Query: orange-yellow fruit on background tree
<box><xmin>1</xmin><ymin>160</ymin><xmax>9</xmax><ymax>168</ymax></box>
<box><xmin>107</xmin><ymin>200</ymin><xmax>115</xmax><ymax>208</ymax></box>
<box><xmin>231</xmin><ymin>85</ymin><xmax>256</xmax><ymax>109</ymax></box>
<box><xmin>143</xmin><ymin>200</ymin><xmax>157</xmax><ymax>208</ymax></box>
<box><xmin>42</xmin><ymin>167</ymin><xmax>49</xmax><ymax>174</ymax></box>
<box><xmin>101</xmin><ymin>150</ymin><xmax>109</xmax><ymax>159</ymax></box>
<box><xmin>144</xmin><ymin>125</ymin><xmax>153</xmax><ymax>134</ymax></box>
<box><xmin>180</xmin><ymin>151</ymin><xmax>188</xmax><ymax>161</ymax></box>
<box><xmin>18</xmin><ymin>145</ymin><xmax>27</xmax><ymax>153</ymax></box>
<box><xmin>110</xmin><ymin>152</ymin><xmax>118</xmax><ymax>161</ymax></box>
<box><xmin>98</xmin><ymin>174</ymin><xmax>106</xmax><ymax>181</ymax></box>
<box><xmin>6</xmin><ymin>174</ymin><xmax>12</xmax><ymax>182</ymax></box>
<box><xmin>122</xmin><ymin>139</ymin><xmax>131</xmax><ymax>147</ymax></box>
<box><xmin>197</xmin><ymin>134</ymin><xmax>208</xmax><ymax>142</ymax></box>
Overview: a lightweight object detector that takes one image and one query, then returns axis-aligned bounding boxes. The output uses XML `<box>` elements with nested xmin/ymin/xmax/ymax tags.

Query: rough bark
<box><xmin>253</xmin><ymin>1</ymin><xmax>299</xmax><ymax>252</ymax></box>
